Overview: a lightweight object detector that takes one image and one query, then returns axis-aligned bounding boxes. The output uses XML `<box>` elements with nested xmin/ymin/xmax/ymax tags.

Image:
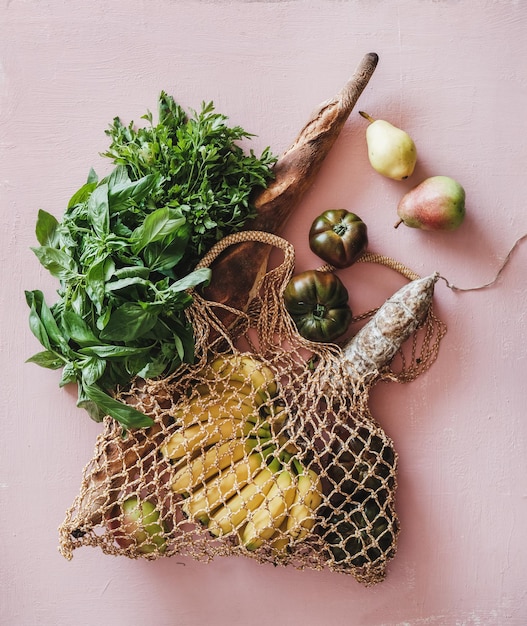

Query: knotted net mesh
<box><xmin>59</xmin><ymin>232</ymin><xmax>446</xmax><ymax>586</ymax></box>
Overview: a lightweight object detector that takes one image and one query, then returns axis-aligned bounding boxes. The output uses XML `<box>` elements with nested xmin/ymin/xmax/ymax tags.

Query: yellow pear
<box><xmin>360</xmin><ymin>111</ymin><xmax>417</xmax><ymax>180</ymax></box>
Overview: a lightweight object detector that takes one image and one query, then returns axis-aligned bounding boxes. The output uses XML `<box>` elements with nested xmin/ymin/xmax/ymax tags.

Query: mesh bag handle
<box><xmin>356</xmin><ymin>252</ymin><xmax>420</xmax><ymax>280</ymax></box>
<box><xmin>317</xmin><ymin>252</ymin><xmax>421</xmax><ymax>281</ymax></box>
<box><xmin>194</xmin><ymin>229</ymin><xmax>297</xmax><ymax>321</ymax></box>
<box><xmin>188</xmin><ymin>230</ymin><xmax>299</xmax><ymax>355</ymax></box>
<box><xmin>195</xmin><ymin>229</ymin><xmax>296</xmax><ymax>271</ymax></box>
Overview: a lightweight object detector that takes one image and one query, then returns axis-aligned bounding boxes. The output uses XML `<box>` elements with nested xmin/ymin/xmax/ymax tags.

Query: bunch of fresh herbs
<box><xmin>103</xmin><ymin>92</ymin><xmax>276</xmax><ymax>271</ymax></box>
<box><xmin>26</xmin><ymin>93</ymin><xmax>276</xmax><ymax>429</ymax></box>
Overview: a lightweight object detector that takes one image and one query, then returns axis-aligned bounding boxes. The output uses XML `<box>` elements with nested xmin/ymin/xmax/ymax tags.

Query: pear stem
<box><xmin>359</xmin><ymin>111</ymin><xmax>375</xmax><ymax>124</ymax></box>
<box><xmin>394</xmin><ymin>219</ymin><xmax>403</xmax><ymax>229</ymax></box>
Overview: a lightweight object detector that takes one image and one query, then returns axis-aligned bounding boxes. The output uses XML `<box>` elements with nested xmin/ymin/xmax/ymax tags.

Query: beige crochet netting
<box><xmin>59</xmin><ymin>231</ymin><xmax>446</xmax><ymax>586</ymax></box>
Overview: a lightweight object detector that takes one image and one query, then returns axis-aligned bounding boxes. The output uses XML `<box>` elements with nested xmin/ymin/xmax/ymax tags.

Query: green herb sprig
<box><xmin>103</xmin><ymin>92</ymin><xmax>276</xmax><ymax>271</ymax></box>
<box><xmin>26</xmin><ymin>93</ymin><xmax>276</xmax><ymax>429</ymax></box>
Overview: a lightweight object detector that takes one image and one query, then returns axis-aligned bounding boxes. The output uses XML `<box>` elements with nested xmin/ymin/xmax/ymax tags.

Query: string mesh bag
<box><xmin>59</xmin><ymin>231</ymin><xmax>446</xmax><ymax>586</ymax></box>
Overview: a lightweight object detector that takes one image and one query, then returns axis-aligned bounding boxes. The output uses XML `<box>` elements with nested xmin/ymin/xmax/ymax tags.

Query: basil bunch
<box><xmin>26</xmin><ymin>94</ymin><xmax>276</xmax><ymax>429</ymax></box>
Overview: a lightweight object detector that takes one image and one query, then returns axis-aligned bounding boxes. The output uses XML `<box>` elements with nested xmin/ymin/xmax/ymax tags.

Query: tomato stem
<box><xmin>333</xmin><ymin>221</ymin><xmax>349</xmax><ymax>237</ymax></box>
<box><xmin>313</xmin><ymin>303</ymin><xmax>326</xmax><ymax>319</ymax></box>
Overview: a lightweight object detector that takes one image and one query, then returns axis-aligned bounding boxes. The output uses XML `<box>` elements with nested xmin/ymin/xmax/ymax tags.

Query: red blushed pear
<box><xmin>395</xmin><ymin>176</ymin><xmax>466</xmax><ymax>231</ymax></box>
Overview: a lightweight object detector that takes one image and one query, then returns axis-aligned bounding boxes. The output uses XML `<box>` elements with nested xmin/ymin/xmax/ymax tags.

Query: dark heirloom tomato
<box><xmin>309</xmin><ymin>209</ymin><xmax>368</xmax><ymax>269</ymax></box>
<box><xmin>283</xmin><ymin>270</ymin><xmax>352</xmax><ymax>342</ymax></box>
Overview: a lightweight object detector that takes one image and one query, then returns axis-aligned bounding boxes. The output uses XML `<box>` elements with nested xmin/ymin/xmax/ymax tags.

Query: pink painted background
<box><xmin>1</xmin><ymin>2</ymin><xmax>526</xmax><ymax>624</ymax></box>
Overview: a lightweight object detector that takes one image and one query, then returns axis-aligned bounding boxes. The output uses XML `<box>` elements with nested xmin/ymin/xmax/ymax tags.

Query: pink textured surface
<box><xmin>1</xmin><ymin>2</ymin><xmax>526</xmax><ymax>625</ymax></box>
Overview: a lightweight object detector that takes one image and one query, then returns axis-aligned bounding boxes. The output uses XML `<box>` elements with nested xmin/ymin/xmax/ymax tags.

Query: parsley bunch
<box><xmin>103</xmin><ymin>92</ymin><xmax>276</xmax><ymax>271</ymax></box>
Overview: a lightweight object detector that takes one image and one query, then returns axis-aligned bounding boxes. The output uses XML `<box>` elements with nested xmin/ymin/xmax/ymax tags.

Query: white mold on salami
<box><xmin>342</xmin><ymin>272</ymin><xmax>440</xmax><ymax>384</ymax></box>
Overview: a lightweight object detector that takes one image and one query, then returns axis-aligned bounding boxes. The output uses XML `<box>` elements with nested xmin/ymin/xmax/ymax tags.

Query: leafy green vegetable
<box><xmin>103</xmin><ymin>93</ymin><xmax>276</xmax><ymax>270</ymax></box>
<box><xmin>26</xmin><ymin>93</ymin><xmax>276</xmax><ymax>429</ymax></box>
